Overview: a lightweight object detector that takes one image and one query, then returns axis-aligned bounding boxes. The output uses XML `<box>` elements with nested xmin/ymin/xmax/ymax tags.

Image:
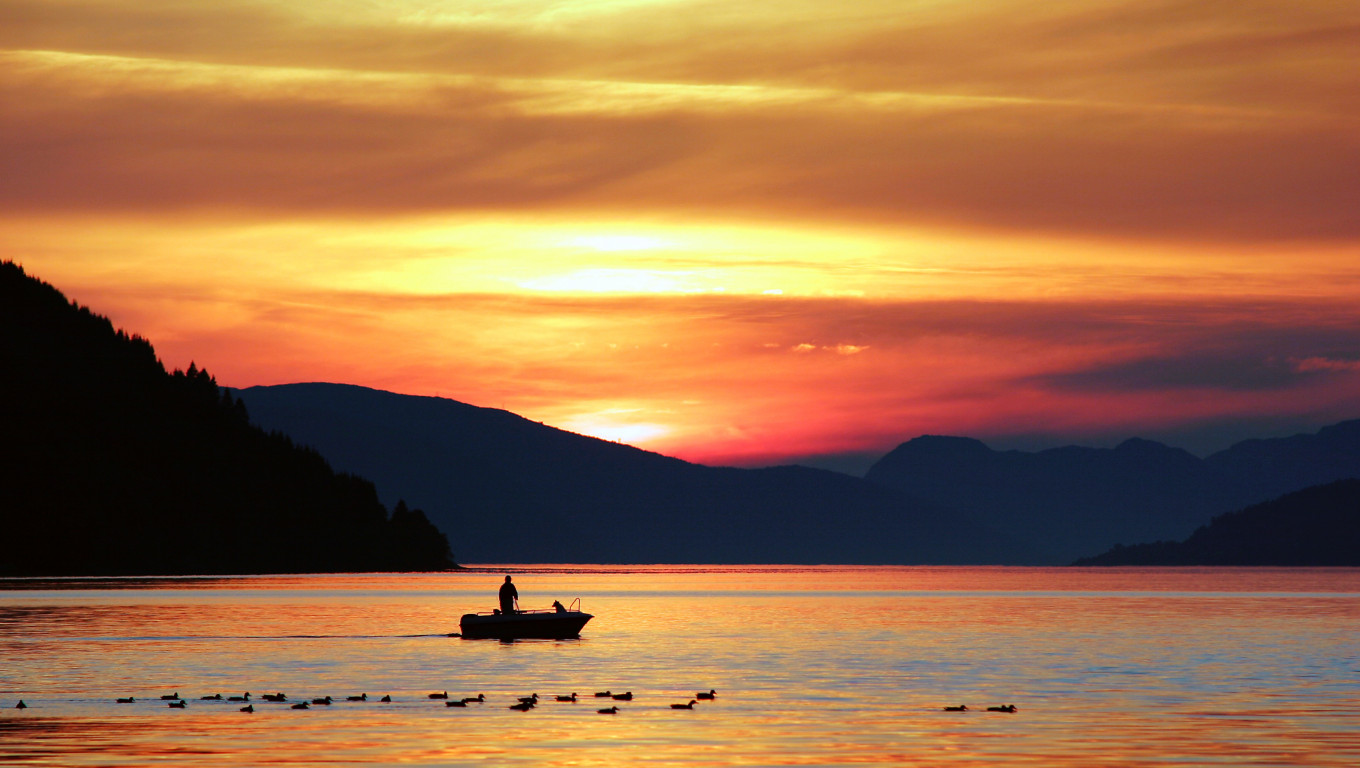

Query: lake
<box><xmin>2</xmin><ymin>566</ymin><xmax>1358</xmax><ymax>766</ymax></box>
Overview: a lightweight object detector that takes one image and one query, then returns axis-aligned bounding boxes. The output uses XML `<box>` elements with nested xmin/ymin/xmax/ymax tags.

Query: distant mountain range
<box><xmin>1074</xmin><ymin>479</ymin><xmax>1360</xmax><ymax>566</ymax></box>
<box><xmin>865</xmin><ymin>425</ymin><xmax>1360</xmax><ymax>563</ymax></box>
<box><xmin>0</xmin><ymin>262</ymin><xmax>453</xmax><ymax>576</ymax></box>
<box><xmin>233</xmin><ymin>383</ymin><xmax>1013</xmax><ymax>564</ymax></box>
<box><xmin>236</xmin><ymin>383</ymin><xmax>1360</xmax><ymax>564</ymax></box>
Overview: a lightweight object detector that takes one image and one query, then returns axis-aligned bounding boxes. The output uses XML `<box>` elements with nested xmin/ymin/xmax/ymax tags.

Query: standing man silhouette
<box><xmin>499</xmin><ymin>575</ymin><xmax>518</xmax><ymax>615</ymax></box>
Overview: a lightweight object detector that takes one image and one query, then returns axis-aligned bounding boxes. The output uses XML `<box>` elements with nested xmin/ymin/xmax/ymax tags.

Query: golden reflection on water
<box><xmin>2</xmin><ymin>567</ymin><xmax>1359</xmax><ymax>767</ymax></box>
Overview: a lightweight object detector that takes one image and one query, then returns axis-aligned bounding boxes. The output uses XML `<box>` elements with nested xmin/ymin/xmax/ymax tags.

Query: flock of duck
<box><xmin>8</xmin><ymin>694</ymin><xmax>1017</xmax><ymax>715</ymax></box>
<box><xmin>487</xmin><ymin>689</ymin><xmax>719</xmax><ymax>714</ymax></box>
<box><xmin>7</xmin><ymin>689</ymin><xmax>721</xmax><ymax>715</ymax></box>
<box><xmin>943</xmin><ymin>704</ymin><xmax>1018</xmax><ymax>713</ymax></box>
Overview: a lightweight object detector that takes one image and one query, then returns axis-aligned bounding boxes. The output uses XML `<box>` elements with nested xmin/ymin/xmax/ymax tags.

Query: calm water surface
<box><xmin>2</xmin><ymin>567</ymin><xmax>1358</xmax><ymax>766</ymax></box>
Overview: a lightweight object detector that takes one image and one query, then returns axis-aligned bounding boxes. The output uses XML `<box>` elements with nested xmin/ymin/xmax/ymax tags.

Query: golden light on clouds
<box><xmin>4</xmin><ymin>0</ymin><xmax>1360</xmax><ymax>466</ymax></box>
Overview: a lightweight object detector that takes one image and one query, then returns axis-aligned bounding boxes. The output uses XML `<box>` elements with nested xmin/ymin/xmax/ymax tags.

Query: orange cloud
<box><xmin>4</xmin><ymin>0</ymin><xmax>1359</xmax><ymax>468</ymax></box>
<box><xmin>3</xmin><ymin>1</ymin><xmax>1358</xmax><ymax>243</ymax></box>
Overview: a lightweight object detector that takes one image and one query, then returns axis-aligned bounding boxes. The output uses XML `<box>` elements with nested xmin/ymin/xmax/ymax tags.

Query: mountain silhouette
<box><xmin>236</xmin><ymin>383</ymin><xmax>1360</xmax><ymax>565</ymax></box>
<box><xmin>1073</xmin><ymin>479</ymin><xmax>1360</xmax><ymax>566</ymax></box>
<box><xmin>234</xmin><ymin>383</ymin><xmax>1013</xmax><ymax>564</ymax></box>
<box><xmin>0</xmin><ymin>262</ymin><xmax>453</xmax><ymax>576</ymax></box>
<box><xmin>865</xmin><ymin>425</ymin><xmax>1360</xmax><ymax>563</ymax></box>
<box><xmin>1205</xmin><ymin>421</ymin><xmax>1360</xmax><ymax>499</ymax></box>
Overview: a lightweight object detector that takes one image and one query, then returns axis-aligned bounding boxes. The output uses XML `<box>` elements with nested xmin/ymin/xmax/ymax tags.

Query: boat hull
<box><xmin>458</xmin><ymin>611</ymin><xmax>593</xmax><ymax>640</ymax></box>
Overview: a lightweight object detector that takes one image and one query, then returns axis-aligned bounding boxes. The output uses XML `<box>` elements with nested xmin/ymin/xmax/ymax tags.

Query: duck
<box><xmin>291</xmin><ymin>702</ymin><xmax>310</xmax><ymax>710</ymax></box>
<box><xmin>555</xmin><ymin>693</ymin><xmax>578</xmax><ymax>702</ymax></box>
<box><xmin>311</xmin><ymin>696</ymin><xmax>333</xmax><ymax>706</ymax></box>
<box><xmin>943</xmin><ymin>705</ymin><xmax>968</xmax><ymax>712</ymax></box>
<box><xmin>262</xmin><ymin>693</ymin><xmax>287</xmax><ymax>702</ymax></box>
<box><xmin>116</xmin><ymin>697</ymin><xmax>136</xmax><ymax>704</ymax></box>
<box><xmin>670</xmin><ymin>700</ymin><xmax>697</xmax><ymax>710</ymax></box>
<box><xmin>461</xmin><ymin>694</ymin><xmax>485</xmax><ymax>704</ymax></box>
<box><xmin>240</xmin><ymin>704</ymin><xmax>254</xmax><ymax>713</ymax></box>
<box><xmin>508</xmin><ymin>701</ymin><xmax>534</xmax><ymax>711</ymax></box>
<box><xmin>15</xmin><ymin>700</ymin><xmax>27</xmax><ymax>709</ymax></box>
<box><xmin>167</xmin><ymin>700</ymin><xmax>187</xmax><ymax>709</ymax></box>
<box><xmin>696</xmin><ymin>689</ymin><xmax>716</xmax><ymax>700</ymax></box>
<box><xmin>200</xmin><ymin>694</ymin><xmax>222</xmax><ymax>701</ymax></box>
<box><xmin>228</xmin><ymin>693</ymin><xmax>250</xmax><ymax>702</ymax></box>
<box><xmin>346</xmin><ymin>694</ymin><xmax>367</xmax><ymax>702</ymax></box>
<box><xmin>160</xmin><ymin>692</ymin><xmax>181</xmax><ymax>701</ymax></box>
<box><xmin>593</xmin><ymin>691</ymin><xmax>612</xmax><ymax>698</ymax></box>
<box><xmin>611</xmin><ymin>692</ymin><xmax>633</xmax><ymax>701</ymax></box>
<box><xmin>428</xmin><ymin>691</ymin><xmax>448</xmax><ymax>700</ymax></box>
<box><xmin>380</xmin><ymin>695</ymin><xmax>392</xmax><ymax>702</ymax></box>
<box><xmin>446</xmin><ymin>700</ymin><xmax>467</xmax><ymax>707</ymax></box>
<box><xmin>987</xmin><ymin>704</ymin><xmax>1018</xmax><ymax>713</ymax></box>
<box><xmin>517</xmin><ymin>694</ymin><xmax>540</xmax><ymax>705</ymax></box>
<box><xmin>597</xmin><ymin>706</ymin><xmax>619</xmax><ymax>714</ymax></box>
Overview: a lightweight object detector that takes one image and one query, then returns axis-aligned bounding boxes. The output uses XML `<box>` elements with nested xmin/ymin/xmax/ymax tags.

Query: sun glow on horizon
<box><xmin>558</xmin><ymin>412</ymin><xmax>672</xmax><ymax>447</ymax></box>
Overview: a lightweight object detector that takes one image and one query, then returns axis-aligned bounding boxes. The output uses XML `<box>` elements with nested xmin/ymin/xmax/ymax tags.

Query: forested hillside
<box><xmin>0</xmin><ymin>262</ymin><xmax>453</xmax><ymax>575</ymax></box>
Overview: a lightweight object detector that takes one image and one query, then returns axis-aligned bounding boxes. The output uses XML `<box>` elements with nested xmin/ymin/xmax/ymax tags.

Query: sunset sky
<box><xmin>4</xmin><ymin>0</ymin><xmax>1358</xmax><ymax>471</ymax></box>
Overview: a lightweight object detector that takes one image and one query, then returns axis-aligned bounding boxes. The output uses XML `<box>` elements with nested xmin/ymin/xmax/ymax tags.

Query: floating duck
<box><xmin>262</xmin><ymin>693</ymin><xmax>287</xmax><ymax>702</ymax></box>
<box><xmin>116</xmin><ymin>697</ymin><xmax>136</xmax><ymax>704</ymax></box>
<box><xmin>593</xmin><ymin>691</ymin><xmax>612</xmax><ymax>698</ymax></box>
<box><xmin>509</xmin><ymin>701</ymin><xmax>534</xmax><ymax>711</ymax></box>
<box><xmin>461</xmin><ymin>694</ymin><xmax>485</xmax><ymax>704</ymax></box>
<box><xmin>15</xmin><ymin>700</ymin><xmax>27</xmax><ymax>709</ymax></box>
<box><xmin>943</xmin><ymin>705</ymin><xmax>968</xmax><ymax>712</ymax></box>
<box><xmin>556</xmin><ymin>693</ymin><xmax>578</xmax><ymax>702</ymax></box>
<box><xmin>160</xmin><ymin>692</ymin><xmax>181</xmax><ymax>701</ymax></box>
<box><xmin>291</xmin><ymin>702</ymin><xmax>310</xmax><ymax>710</ymax></box>
<box><xmin>429</xmin><ymin>691</ymin><xmax>448</xmax><ymax>700</ymax></box>
<box><xmin>200</xmin><ymin>694</ymin><xmax>222</xmax><ymax>700</ymax></box>
<box><xmin>228</xmin><ymin>693</ymin><xmax>250</xmax><ymax>702</ymax></box>
<box><xmin>446</xmin><ymin>700</ymin><xmax>467</xmax><ymax>707</ymax></box>
<box><xmin>670</xmin><ymin>700</ymin><xmax>697</xmax><ymax>710</ymax></box>
<box><xmin>611</xmin><ymin>692</ymin><xmax>633</xmax><ymax>701</ymax></box>
<box><xmin>168</xmin><ymin>700</ymin><xmax>187</xmax><ymax>709</ymax></box>
<box><xmin>597</xmin><ymin>706</ymin><xmax>619</xmax><ymax>714</ymax></box>
<box><xmin>380</xmin><ymin>695</ymin><xmax>392</xmax><ymax>702</ymax></box>
<box><xmin>987</xmin><ymin>704</ymin><xmax>1018</xmax><ymax>713</ymax></box>
<box><xmin>696</xmin><ymin>689</ymin><xmax>716</xmax><ymax>700</ymax></box>
<box><xmin>517</xmin><ymin>694</ymin><xmax>539</xmax><ymax>705</ymax></box>
<box><xmin>347</xmin><ymin>694</ymin><xmax>367</xmax><ymax>702</ymax></box>
<box><xmin>311</xmin><ymin>696</ymin><xmax>333</xmax><ymax>706</ymax></box>
<box><xmin>240</xmin><ymin>704</ymin><xmax>254</xmax><ymax>713</ymax></box>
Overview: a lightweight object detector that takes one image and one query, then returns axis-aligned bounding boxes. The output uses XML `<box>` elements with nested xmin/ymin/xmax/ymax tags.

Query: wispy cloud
<box><xmin>3</xmin><ymin>0</ymin><xmax>1358</xmax><ymax>242</ymax></box>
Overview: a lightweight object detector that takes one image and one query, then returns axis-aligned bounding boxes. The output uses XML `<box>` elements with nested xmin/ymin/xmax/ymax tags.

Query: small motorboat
<box><xmin>458</xmin><ymin>599</ymin><xmax>593</xmax><ymax>640</ymax></box>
